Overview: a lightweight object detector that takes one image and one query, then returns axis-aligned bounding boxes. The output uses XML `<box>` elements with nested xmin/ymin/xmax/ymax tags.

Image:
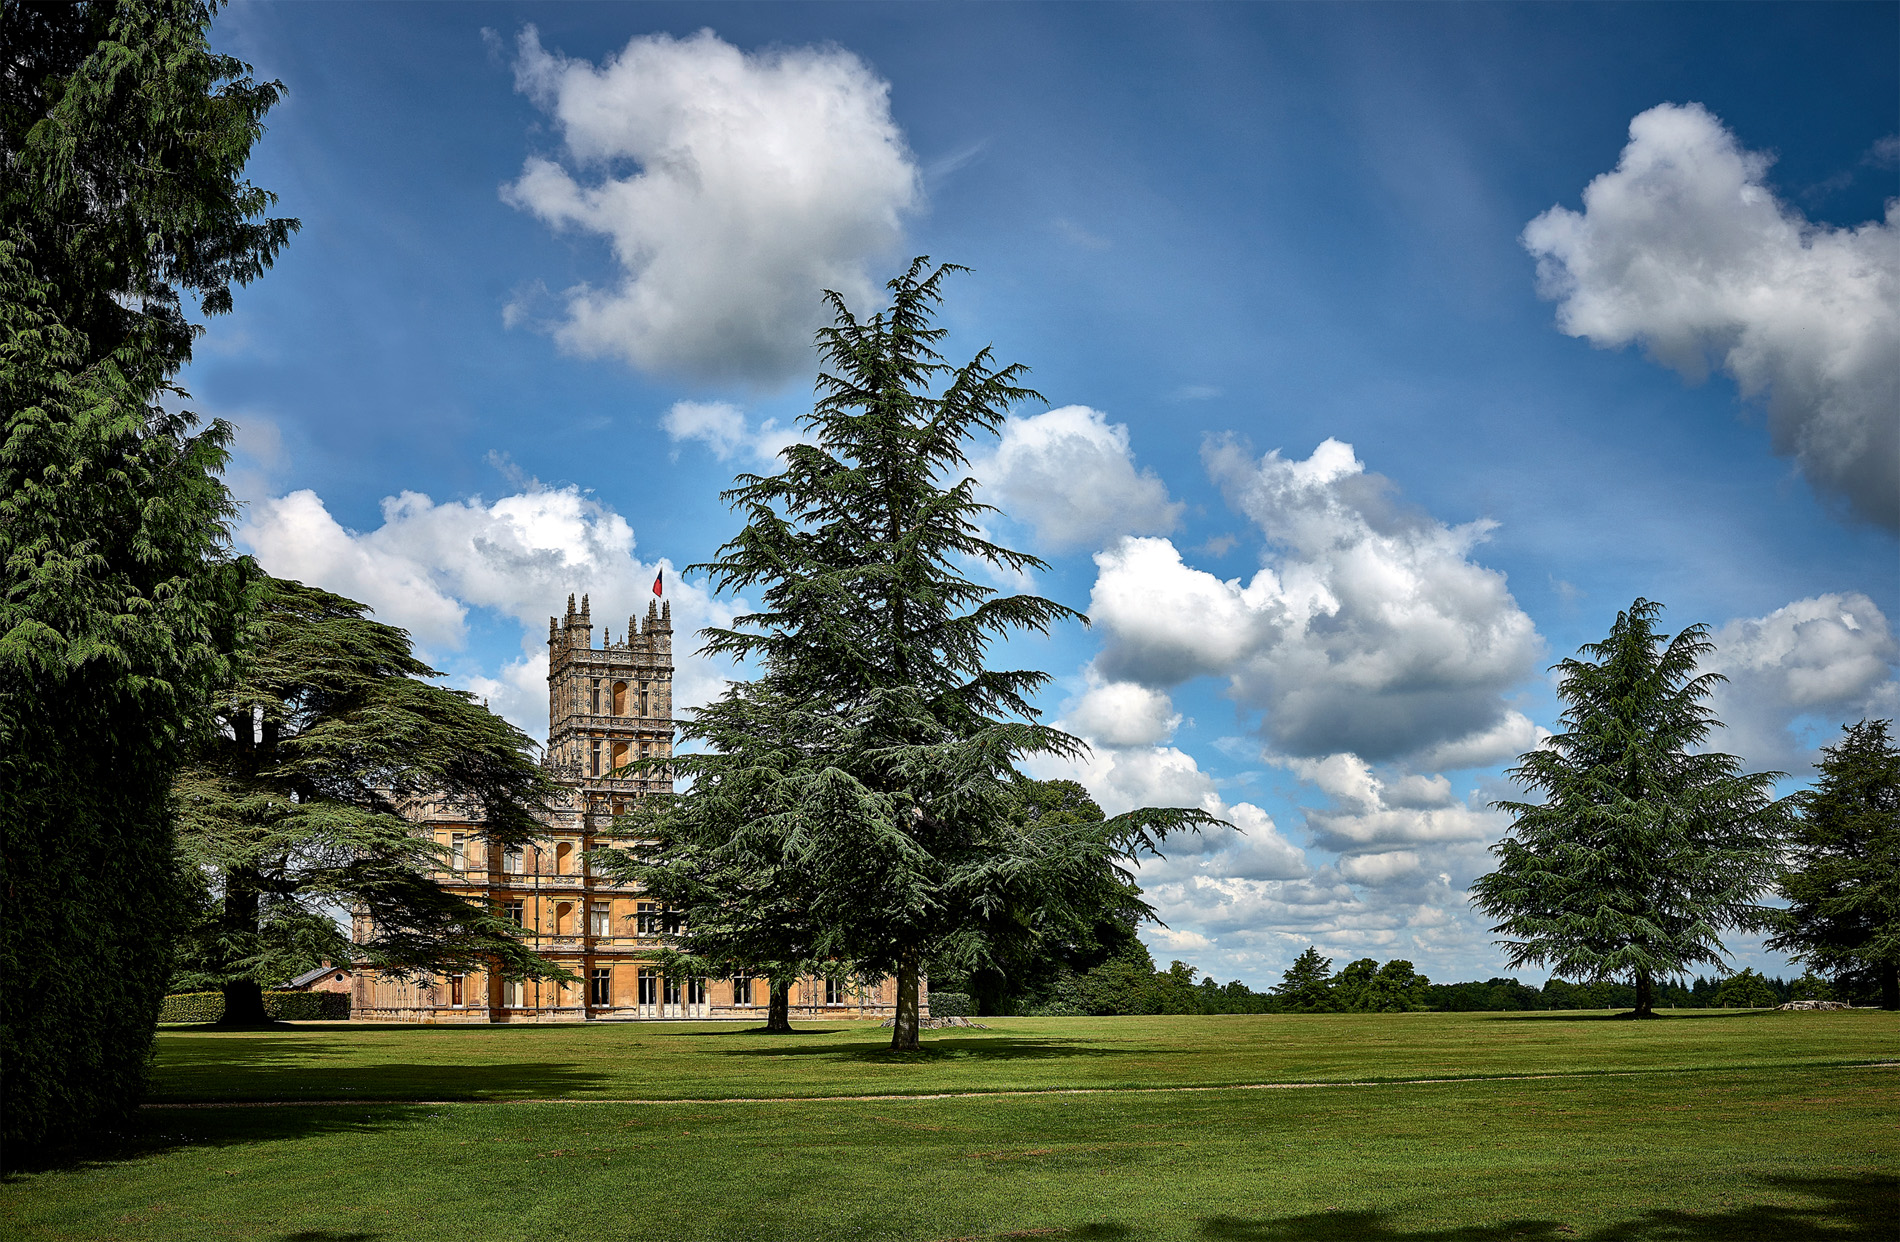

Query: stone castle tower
<box><xmin>545</xmin><ymin>592</ymin><xmax>674</xmax><ymax>819</ymax></box>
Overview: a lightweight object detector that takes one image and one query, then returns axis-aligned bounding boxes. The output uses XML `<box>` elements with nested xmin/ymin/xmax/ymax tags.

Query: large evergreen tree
<box><xmin>1471</xmin><ymin>599</ymin><xmax>1787</xmax><ymax>1017</ymax></box>
<box><xmin>925</xmin><ymin>779</ymin><xmax>1155</xmax><ymax>1016</ymax></box>
<box><xmin>1768</xmin><ymin>719</ymin><xmax>1899</xmax><ymax>1009</ymax></box>
<box><xmin>172</xmin><ymin>577</ymin><xmax>566</xmax><ymax>1025</ymax></box>
<box><xmin>644</xmin><ymin>259</ymin><xmax>1218</xmax><ymax>1050</ymax></box>
<box><xmin>1</xmin><ymin>0</ymin><xmax>295</xmax><ymax>1152</ymax></box>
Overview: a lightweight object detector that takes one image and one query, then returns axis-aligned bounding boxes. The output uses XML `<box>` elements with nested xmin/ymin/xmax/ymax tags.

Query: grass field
<box><xmin>3</xmin><ymin>1010</ymin><xmax>1894</xmax><ymax>1241</ymax></box>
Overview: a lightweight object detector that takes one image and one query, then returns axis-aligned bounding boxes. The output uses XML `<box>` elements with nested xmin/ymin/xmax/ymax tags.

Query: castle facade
<box><xmin>348</xmin><ymin>592</ymin><xmax>915</xmax><ymax>1023</ymax></box>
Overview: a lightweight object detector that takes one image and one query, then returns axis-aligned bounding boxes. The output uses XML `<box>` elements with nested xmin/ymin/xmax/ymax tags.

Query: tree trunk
<box><xmin>1881</xmin><ymin>963</ymin><xmax>1898</xmax><ymax>1011</ymax></box>
<box><xmin>1633</xmin><ymin>969</ymin><xmax>1655</xmax><ymax>1019</ymax></box>
<box><xmin>214</xmin><ymin>869</ymin><xmax>273</xmax><ymax>1025</ymax></box>
<box><xmin>765</xmin><ymin>978</ymin><xmax>792</xmax><ymax>1033</ymax></box>
<box><xmin>219</xmin><ymin>977</ymin><xmax>271</xmax><ymax>1026</ymax></box>
<box><xmin>891</xmin><ymin>947</ymin><xmax>921</xmax><ymax>1051</ymax></box>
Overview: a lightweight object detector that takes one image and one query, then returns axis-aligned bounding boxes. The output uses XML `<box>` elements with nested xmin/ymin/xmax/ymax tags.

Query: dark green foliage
<box><xmin>1472</xmin><ymin>599</ymin><xmax>1788</xmax><ymax>1016</ymax></box>
<box><xmin>927</xmin><ymin>991</ymin><xmax>972</xmax><ymax>1018</ymax></box>
<box><xmin>155</xmin><ymin>992</ymin><xmax>225</xmax><ymax>1023</ymax></box>
<box><xmin>172</xmin><ymin>577</ymin><xmax>565</xmax><ymax>1025</ymax></box>
<box><xmin>1272</xmin><ymin>947</ymin><xmax>1339</xmax><ymax>1013</ymax></box>
<box><xmin>1334</xmin><ymin>958</ymin><xmax>1432</xmax><ymax>1012</ymax></box>
<box><xmin>1</xmin><ymin>0</ymin><xmax>295</xmax><ymax>1156</ymax></box>
<box><xmin>924</xmin><ymin>779</ymin><xmax>1156</xmax><ymax>1015</ymax></box>
<box><xmin>156</xmin><ymin>990</ymin><xmax>348</xmax><ymax>1023</ymax></box>
<box><xmin>1711</xmin><ymin>967</ymin><xmax>1779</xmax><ymax>1009</ymax></box>
<box><xmin>635</xmin><ymin>260</ymin><xmax>1220</xmax><ymax>1049</ymax></box>
<box><xmin>1768</xmin><ymin>719</ymin><xmax>1900</xmax><ymax>1009</ymax></box>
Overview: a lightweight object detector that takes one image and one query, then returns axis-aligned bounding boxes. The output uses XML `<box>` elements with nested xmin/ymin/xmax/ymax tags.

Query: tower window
<box><xmin>590</xmin><ymin>679</ymin><xmax>600</xmax><ymax>715</ymax></box>
<box><xmin>589</xmin><ymin>740</ymin><xmax>601</xmax><ymax>776</ymax></box>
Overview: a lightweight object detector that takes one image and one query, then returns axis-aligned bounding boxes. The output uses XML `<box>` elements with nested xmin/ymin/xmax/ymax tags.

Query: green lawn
<box><xmin>4</xmin><ymin>1011</ymin><xmax>1894</xmax><ymax>1241</ymax></box>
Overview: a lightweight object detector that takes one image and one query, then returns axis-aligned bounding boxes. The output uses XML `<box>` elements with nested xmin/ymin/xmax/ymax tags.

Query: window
<box><xmin>664</xmin><ymin>976</ymin><xmax>681</xmax><ymax>1006</ymax></box>
<box><xmin>553</xmin><ymin>902</ymin><xmax>573</xmax><ymax>935</ymax></box>
<box><xmin>589</xmin><ymin>679</ymin><xmax>600</xmax><ymax>715</ymax></box>
<box><xmin>589</xmin><ymin>740</ymin><xmax>601</xmax><ymax>777</ymax></box>
<box><xmin>554</xmin><ymin>841</ymin><xmax>574</xmax><ymax>874</ymax></box>
<box><xmin>635</xmin><ymin>901</ymin><xmax>659</xmax><ymax>935</ymax></box>
<box><xmin>502</xmin><ymin>979</ymin><xmax>523</xmax><ymax>1008</ymax></box>
<box><xmin>640</xmin><ymin>686</ymin><xmax>650</xmax><ymax>716</ymax></box>
<box><xmin>612</xmin><ymin>681</ymin><xmax>627</xmax><ymax>715</ymax></box>
<box><xmin>449</xmin><ymin>833</ymin><xmax>467</xmax><ymax>872</ymax></box>
<box><xmin>503</xmin><ymin>900</ymin><xmax>524</xmax><ymax>926</ymax></box>
<box><xmin>612</xmin><ymin>740</ymin><xmax>629</xmax><ymax>772</ymax></box>
<box><xmin>638</xmin><ymin>970</ymin><xmax>660</xmax><ymax>1006</ymax></box>
<box><xmin>502</xmin><ymin>847</ymin><xmax>523</xmax><ymax>875</ymax></box>
<box><xmin>590</xmin><ymin>969</ymin><xmax>611</xmax><ymax>1007</ymax></box>
<box><xmin>730</xmin><ymin>974</ymin><xmax>754</xmax><ymax>1006</ymax></box>
<box><xmin>687</xmin><ymin>978</ymin><xmax>708</xmax><ymax>1006</ymax></box>
<box><xmin>663</xmin><ymin>907</ymin><xmax>685</xmax><ymax>936</ymax></box>
<box><xmin>825</xmin><ymin>978</ymin><xmax>847</xmax><ymax>1006</ymax></box>
<box><xmin>449</xmin><ymin>973</ymin><xmax>465</xmax><ymax>1007</ymax></box>
<box><xmin>589</xmin><ymin>903</ymin><xmax>612</xmax><ymax>937</ymax></box>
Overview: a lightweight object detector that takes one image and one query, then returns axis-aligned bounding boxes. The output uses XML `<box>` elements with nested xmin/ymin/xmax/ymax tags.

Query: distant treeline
<box><xmin>986</xmin><ymin>946</ymin><xmax>1853</xmax><ymax>1017</ymax></box>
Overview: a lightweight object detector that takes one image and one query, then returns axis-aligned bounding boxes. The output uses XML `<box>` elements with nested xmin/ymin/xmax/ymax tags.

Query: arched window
<box><xmin>554</xmin><ymin>841</ymin><xmax>574</xmax><ymax>874</ymax></box>
<box><xmin>554</xmin><ymin>901</ymin><xmax>573</xmax><ymax>935</ymax></box>
<box><xmin>611</xmin><ymin>681</ymin><xmax>628</xmax><ymax>715</ymax></box>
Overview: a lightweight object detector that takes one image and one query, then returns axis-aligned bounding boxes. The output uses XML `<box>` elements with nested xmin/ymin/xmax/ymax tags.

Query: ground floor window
<box><xmin>687</xmin><ymin>977</ymin><xmax>708</xmax><ymax>1006</ymax></box>
<box><xmin>450</xmin><ymin>973</ymin><xmax>465</xmax><ymax>1007</ymax></box>
<box><xmin>590</xmin><ymin>968</ymin><xmax>611</xmax><ymax>1006</ymax></box>
<box><xmin>639</xmin><ymin>969</ymin><xmax>660</xmax><ymax>1007</ymax></box>
<box><xmin>502</xmin><ymin>979</ymin><xmax>523</xmax><ymax>1008</ymax></box>
<box><xmin>825</xmin><ymin>978</ymin><xmax>848</xmax><ymax>1006</ymax></box>
<box><xmin>664</xmin><ymin>975</ymin><xmax>681</xmax><ymax>1006</ymax></box>
<box><xmin>730</xmin><ymin>974</ymin><xmax>754</xmax><ymax>1006</ymax></box>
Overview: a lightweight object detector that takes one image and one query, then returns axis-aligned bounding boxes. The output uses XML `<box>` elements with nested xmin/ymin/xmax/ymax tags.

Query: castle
<box><xmin>349</xmin><ymin>592</ymin><xmax>916</xmax><ymax>1023</ymax></box>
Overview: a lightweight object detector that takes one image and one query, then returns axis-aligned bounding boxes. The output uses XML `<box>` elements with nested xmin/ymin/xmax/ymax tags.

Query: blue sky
<box><xmin>193</xmin><ymin>2</ymin><xmax>1898</xmax><ymax>988</ymax></box>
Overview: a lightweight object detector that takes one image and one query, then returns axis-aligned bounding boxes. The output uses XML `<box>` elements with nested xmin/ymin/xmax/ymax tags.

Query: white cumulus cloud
<box><xmin>239</xmin><ymin>483</ymin><xmax>739</xmax><ymax>739</ymax></box>
<box><xmin>1282</xmin><ymin>752</ymin><xmax>1501</xmax><ymax>854</ymax></box>
<box><xmin>1089</xmin><ymin>438</ymin><xmax>1542</xmax><ymax>760</ymax></box>
<box><xmin>661</xmin><ymin>400</ymin><xmax>810</xmax><ymax>465</ymax></box>
<box><xmin>1705</xmin><ymin>592</ymin><xmax>1900</xmax><ymax>772</ymax></box>
<box><xmin>1523</xmin><ymin>102</ymin><xmax>1900</xmax><ymax>529</ymax></box>
<box><xmin>1060</xmin><ymin>672</ymin><xmax>1182</xmax><ymax>748</ymax></box>
<box><xmin>971</xmin><ymin>406</ymin><xmax>1183</xmax><ymax>549</ymax></box>
<box><xmin>504</xmin><ymin>27</ymin><xmax>921</xmax><ymax>384</ymax></box>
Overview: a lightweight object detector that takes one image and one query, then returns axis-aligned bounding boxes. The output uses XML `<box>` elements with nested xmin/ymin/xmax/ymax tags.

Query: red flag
<box><xmin>652</xmin><ymin>569</ymin><xmax>664</xmax><ymax>597</ymax></box>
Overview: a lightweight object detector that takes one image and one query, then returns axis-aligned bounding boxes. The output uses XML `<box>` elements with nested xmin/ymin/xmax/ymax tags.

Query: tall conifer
<box><xmin>630</xmin><ymin>260</ymin><xmax>1217</xmax><ymax>1050</ymax></box>
<box><xmin>172</xmin><ymin>577</ymin><xmax>565</xmax><ymax>1025</ymax></box>
<box><xmin>1472</xmin><ymin>599</ymin><xmax>1787</xmax><ymax>1016</ymax></box>
<box><xmin>1769</xmin><ymin>719</ymin><xmax>1900</xmax><ymax>1008</ymax></box>
<box><xmin>1</xmin><ymin>0</ymin><xmax>295</xmax><ymax>1151</ymax></box>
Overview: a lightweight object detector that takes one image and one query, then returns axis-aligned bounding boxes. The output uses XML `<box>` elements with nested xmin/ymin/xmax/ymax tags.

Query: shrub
<box><xmin>158</xmin><ymin>990</ymin><xmax>351</xmax><ymax>1023</ymax></box>
<box><xmin>158</xmin><ymin>993</ymin><xmax>225</xmax><ymax>1024</ymax></box>
<box><xmin>928</xmin><ymin>991</ymin><xmax>972</xmax><ymax>1017</ymax></box>
<box><xmin>264</xmin><ymin>991</ymin><xmax>351</xmax><ymax>1021</ymax></box>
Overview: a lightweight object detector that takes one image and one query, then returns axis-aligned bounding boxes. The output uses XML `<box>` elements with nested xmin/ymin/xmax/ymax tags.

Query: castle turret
<box><xmin>545</xmin><ymin>586</ymin><xmax>675</xmax><ymax>822</ymax></box>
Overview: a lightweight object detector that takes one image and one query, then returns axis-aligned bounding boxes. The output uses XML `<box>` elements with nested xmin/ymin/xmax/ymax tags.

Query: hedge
<box><xmin>928</xmin><ymin>991</ymin><xmax>972</xmax><ymax>1017</ymax></box>
<box><xmin>159</xmin><ymin>991</ymin><xmax>351</xmax><ymax>1023</ymax></box>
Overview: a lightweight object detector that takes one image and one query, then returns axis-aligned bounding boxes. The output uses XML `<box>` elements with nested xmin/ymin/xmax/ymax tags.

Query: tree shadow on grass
<box><xmin>1490</xmin><ymin>1010</ymin><xmax>1769</xmax><ymax>1024</ymax></box>
<box><xmin>3</xmin><ymin>1101</ymin><xmax>437</xmax><ymax>1184</ymax></box>
<box><xmin>719</xmin><ymin>1036</ymin><xmax>1139</xmax><ymax>1065</ymax></box>
<box><xmin>146</xmin><ymin>1054</ymin><xmax>612</xmax><ymax>1104</ymax></box>
<box><xmin>1177</xmin><ymin>1174</ymin><xmax>1895</xmax><ymax>1240</ymax></box>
